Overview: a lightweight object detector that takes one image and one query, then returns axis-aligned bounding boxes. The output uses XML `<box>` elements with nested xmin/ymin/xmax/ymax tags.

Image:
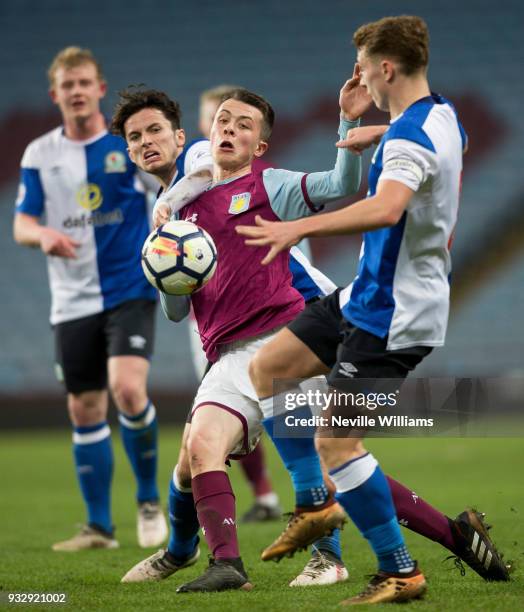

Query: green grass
<box><xmin>0</xmin><ymin>428</ymin><xmax>522</xmax><ymax>611</ymax></box>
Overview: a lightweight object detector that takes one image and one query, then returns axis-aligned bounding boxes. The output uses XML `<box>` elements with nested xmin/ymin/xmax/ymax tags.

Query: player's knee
<box><xmin>67</xmin><ymin>394</ymin><xmax>105</xmax><ymax>426</ymax></box>
<box><xmin>187</xmin><ymin>429</ymin><xmax>213</xmax><ymax>468</ymax></box>
<box><xmin>187</xmin><ymin>428</ymin><xmax>224</xmax><ymax>473</ymax></box>
<box><xmin>110</xmin><ymin>378</ymin><xmax>145</xmax><ymax>415</ymax></box>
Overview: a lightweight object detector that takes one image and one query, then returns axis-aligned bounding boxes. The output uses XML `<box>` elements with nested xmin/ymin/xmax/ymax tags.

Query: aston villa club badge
<box><xmin>228</xmin><ymin>192</ymin><xmax>251</xmax><ymax>214</ymax></box>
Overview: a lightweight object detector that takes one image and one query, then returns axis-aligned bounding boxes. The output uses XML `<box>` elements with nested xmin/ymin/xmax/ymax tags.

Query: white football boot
<box><xmin>289</xmin><ymin>550</ymin><xmax>349</xmax><ymax>587</ymax></box>
<box><xmin>121</xmin><ymin>547</ymin><xmax>200</xmax><ymax>582</ymax></box>
<box><xmin>52</xmin><ymin>525</ymin><xmax>119</xmax><ymax>552</ymax></box>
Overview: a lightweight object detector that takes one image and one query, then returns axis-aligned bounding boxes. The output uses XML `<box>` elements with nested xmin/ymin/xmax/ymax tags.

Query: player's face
<box><xmin>357</xmin><ymin>49</ymin><xmax>389</xmax><ymax>112</ymax></box>
<box><xmin>210</xmin><ymin>99</ymin><xmax>268</xmax><ymax>171</ymax></box>
<box><xmin>49</xmin><ymin>63</ymin><xmax>106</xmax><ymax>122</ymax></box>
<box><xmin>125</xmin><ymin>108</ymin><xmax>185</xmax><ymax>178</ymax></box>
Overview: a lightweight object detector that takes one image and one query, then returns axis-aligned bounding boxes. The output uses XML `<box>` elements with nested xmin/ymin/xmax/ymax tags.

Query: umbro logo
<box><xmin>129</xmin><ymin>335</ymin><xmax>147</xmax><ymax>349</ymax></box>
<box><xmin>338</xmin><ymin>362</ymin><xmax>358</xmax><ymax>377</ymax></box>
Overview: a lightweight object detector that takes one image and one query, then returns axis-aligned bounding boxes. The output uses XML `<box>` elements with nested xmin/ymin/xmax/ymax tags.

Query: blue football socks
<box><xmin>329</xmin><ymin>453</ymin><xmax>415</xmax><ymax>574</ymax></box>
<box><xmin>259</xmin><ymin>398</ymin><xmax>328</xmax><ymax>508</ymax></box>
<box><xmin>167</xmin><ymin>466</ymin><xmax>200</xmax><ymax>561</ymax></box>
<box><xmin>73</xmin><ymin>422</ymin><xmax>113</xmax><ymax>534</ymax></box>
<box><xmin>119</xmin><ymin>401</ymin><xmax>159</xmax><ymax>503</ymax></box>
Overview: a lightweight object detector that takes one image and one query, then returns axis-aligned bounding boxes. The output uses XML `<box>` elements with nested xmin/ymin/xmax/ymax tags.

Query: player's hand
<box><xmin>336</xmin><ymin>125</ymin><xmax>388</xmax><ymax>154</ymax></box>
<box><xmin>339</xmin><ymin>64</ymin><xmax>373</xmax><ymax>121</ymax></box>
<box><xmin>39</xmin><ymin>227</ymin><xmax>80</xmax><ymax>258</ymax></box>
<box><xmin>152</xmin><ymin>200</ymin><xmax>171</xmax><ymax>228</ymax></box>
<box><xmin>236</xmin><ymin>215</ymin><xmax>301</xmax><ymax>265</ymax></box>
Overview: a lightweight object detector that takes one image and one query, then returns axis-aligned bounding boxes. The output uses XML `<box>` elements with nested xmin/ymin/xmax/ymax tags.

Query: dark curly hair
<box><xmin>111</xmin><ymin>88</ymin><xmax>182</xmax><ymax>138</ymax></box>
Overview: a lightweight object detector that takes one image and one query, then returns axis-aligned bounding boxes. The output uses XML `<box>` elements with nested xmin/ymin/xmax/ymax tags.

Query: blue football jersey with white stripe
<box><xmin>15</xmin><ymin>127</ymin><xmax>156</xmax><ymax>324</ymax></box>
<box><xmin>340</xmin><ymin>94</ymin><xmax>466</xmax><ymax>349</ymax></box>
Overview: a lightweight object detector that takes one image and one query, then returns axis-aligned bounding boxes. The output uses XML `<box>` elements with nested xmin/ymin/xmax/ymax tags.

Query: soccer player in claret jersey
<box><xmin>13</xmin><ymin>47</ymin><xmax>168</xmax><ymax>550</ymax></box>
<box><xmin>237</xmin><ymin>15</ymin><xmax>510</xmax><ymax>604</ymax></box>
<box><xmin>194</xmin><ymin>85</ymin><xmax>284</xmax><ymax>525</ymax></box>
<box><xmin>114</xmin><ymin>82</ymin><xmax>365</xmax><ymax>592</ymax></box>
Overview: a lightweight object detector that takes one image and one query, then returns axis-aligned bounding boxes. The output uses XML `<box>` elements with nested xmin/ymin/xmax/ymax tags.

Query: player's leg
<box><xmin>319</xmin><ymin>326</ymin><xmax>428</xmax><ymax>604</ymax></box>
<box><xmin>253</xmin><ymin>292</ymin><xmax>493</xmax><ymax>578</ymax></box>
<box><xmin>176</xmin><ymin>403</ymin><xmax>253</xmax><ymax>593</ymax></box>
<box><xmin>166</xmin><ymin>423</ymin><xmax>200</xmax><ymax>563</ymax></box>
<box><xmin>107</xmin><ymin>299</ymin><xmax>167</xmax><ymax>548</ymax></box>
<box><xmin>252</xmin><ymin>329</ymin><xmax>333</xmax><ymax>511</ymax></box>
<box><xmin>386</xmin><ymin>477</ymin><xmax>510</xmax><ymax>581</ymax></box>
<box><xmin>52</xmin><ymin>313</ymin><xmax>118</xmax><ymax>552</ymax></box>
<box><xmin>189</xmin><ymin>310</ymin><xmax>280</xmax><ymax>522</ymax></box>
<box><xmin>250</xmin><ymin>295</ymin><xmax>347</xmax><ymax>575</ymax></box>
<box><xmin>318</xmin><ymin>433</ymin><xmax>426</xmax><ymax>604</ymax></box>
<box><xmin>238</xmin><ymin>442</ymin><xmax>282</xmax><ymax>522</ymax></box>
<box><xmin>122</xmin><ymin>422</ymin><xmax>201</xmax><ymax>582</ymax></box>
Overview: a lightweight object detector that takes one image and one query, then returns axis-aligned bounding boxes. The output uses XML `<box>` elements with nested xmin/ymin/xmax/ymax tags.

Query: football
<box><xmin>141</xmin><ymin>220</ymin><xmax>217</xmax><ymax>295</ymax></box>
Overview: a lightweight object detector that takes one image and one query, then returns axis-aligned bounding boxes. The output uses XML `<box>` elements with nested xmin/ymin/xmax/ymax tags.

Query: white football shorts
<box><xmin>191</xmin><ymin>327</ymin><xmax>282</xmax><ymax>456</ymax></box>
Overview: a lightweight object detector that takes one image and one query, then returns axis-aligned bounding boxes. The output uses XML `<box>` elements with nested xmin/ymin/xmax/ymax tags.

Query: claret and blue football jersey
<box><xmin>339</xmin><ymin>94</ymin><xmax>467</xmax><ymax>350</ymax></box>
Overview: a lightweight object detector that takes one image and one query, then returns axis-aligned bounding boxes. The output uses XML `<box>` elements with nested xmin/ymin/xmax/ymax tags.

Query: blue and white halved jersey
<box><xmin>339</xmin><ymin>94</ymin><xmax>467</xmax><ymax>349</ymax></box>
<box><xmin>15</xmin><ymin>127</ymin><xmax>156</xmax><ymax>324</ymax></box>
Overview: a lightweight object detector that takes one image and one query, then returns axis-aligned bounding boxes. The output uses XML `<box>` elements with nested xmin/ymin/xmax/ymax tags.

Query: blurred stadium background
<box><xmin>1</xmin><ymin>0</ymin><xmax>524</xmax><ymax>428</ymax></box>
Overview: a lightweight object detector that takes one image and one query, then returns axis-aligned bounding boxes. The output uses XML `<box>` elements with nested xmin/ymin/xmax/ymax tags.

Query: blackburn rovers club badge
<box><xmin>105</xmin><ymin>151</ymin><xmax>127</xmax><ymax>173</ymax></box>
<box><xmin>228</xmin><ymin>192</ymin><xmax>251</xmax><ymax>214</ymax></box>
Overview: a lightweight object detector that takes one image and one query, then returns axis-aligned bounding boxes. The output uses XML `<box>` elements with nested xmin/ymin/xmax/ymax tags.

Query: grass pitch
<box><xmin>0</xmin><ymin>427</ymin><xmax>522</xmax><ymax>611</ymax></box>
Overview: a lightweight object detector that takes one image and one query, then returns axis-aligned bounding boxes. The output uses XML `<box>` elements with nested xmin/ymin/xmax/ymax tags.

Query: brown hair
<box><xmin>353</xmin><ymin>15</ymin><xmax>429</xmax><ymax>75</ymax></box>
<box><xmin>48</xmin><ymin>46</ymin><xmax>104</xmax><ymax>86</ymax></box>
<box><xmin>111</xmin><ymin>88</ymin><xmax>182</xmax><ymax>138</ymax></box>
<box><xmin>219</xmin><ymin>88</ymin><xmax>275</xmax><ymax>141</ymax></box>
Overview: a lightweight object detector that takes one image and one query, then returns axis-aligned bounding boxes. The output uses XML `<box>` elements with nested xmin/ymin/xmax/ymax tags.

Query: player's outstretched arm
<box><xmin>14</xmin><ymin>212</ymin><xmax>79</xmax><ymax>258</ymax></box>
<box><xmin>264</xmin><ymin>71</ymin><xmax>374</xmax><ymax>222</ymax></box>
<box><xmin>236</xmin><ymin>179</ymin><xmax>414</xmax><ymax>265</ymax></box>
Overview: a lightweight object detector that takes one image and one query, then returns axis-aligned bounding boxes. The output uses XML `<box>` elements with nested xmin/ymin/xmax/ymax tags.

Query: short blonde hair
<box><xmin>200</xmin><ymin>84</ymin><xmax>240</xmax><ymax>105</ymax></box>
<box><xmin>48</xmin><ymin>46</ymin><xmax>104</xmax><ymax>86</ymax></box>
